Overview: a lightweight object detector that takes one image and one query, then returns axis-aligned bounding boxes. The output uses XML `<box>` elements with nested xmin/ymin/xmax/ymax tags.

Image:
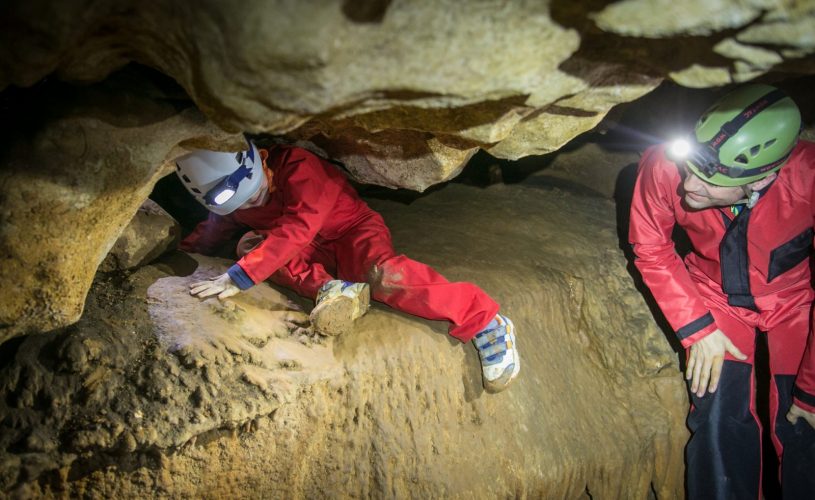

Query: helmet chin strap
<box><xmin>739</xmin><ymin>172</ymin><xmax>778</xmax><ymax>208</ymax></box>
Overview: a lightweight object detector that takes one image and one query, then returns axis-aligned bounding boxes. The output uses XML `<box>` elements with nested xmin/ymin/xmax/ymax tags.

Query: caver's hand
<box><xmin>787</xmin><ymin>403</ymin><xmax>815</xmax><ymax>430</ymax></box>
<box><xmin>686</xmin><ymin>329</ymin><xmax>747</xmax><ymax>398</ymax></box>
<box><xmin>190</xmin><ymin>273</ymin><xmax>240</xmax><ymax>300</ymax></box>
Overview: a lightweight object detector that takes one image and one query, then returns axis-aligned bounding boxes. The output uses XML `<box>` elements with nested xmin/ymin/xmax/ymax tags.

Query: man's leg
<box><xmin>333</xmin><ymin>214</ymin><xmax>499</xmax><ymax>342</ymax></box>
<box><xmin>685</xmin><ymin>300</ymin><xmax>761</xmax><ymax>500</ymax></box>
<box><xmin>765</xmin><ymin>304</ymin><xmax>815</xmax><ymax>497</ymax></box>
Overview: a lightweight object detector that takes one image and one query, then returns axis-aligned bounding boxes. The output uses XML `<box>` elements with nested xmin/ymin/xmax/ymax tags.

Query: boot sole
<box><xmin>483</xmin><ymin>357</ymin><xmax>520</xmax><ymax>394</ymax></box>
<box><xmin>310</xmin><ymin>284</ymin><xmax>370</xmax><ymax>336</ymax></box>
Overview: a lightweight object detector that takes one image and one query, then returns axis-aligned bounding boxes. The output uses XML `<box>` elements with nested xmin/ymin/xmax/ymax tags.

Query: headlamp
<box><xmin>667</xmin><ymin>138</ymin><xmax>691</xmax><ymax>160</ymax></box>
<box><xmin>203</xmin><ymin>146</ymin><xmax>256</xmax><ymax>206</ymax></box>
<box><xmin>666</xmin><ymin>136</ymin><xmax>723</xmax><ymax>178</ymax></box>
<box><xmin>212</xmin><ymin>188</ymin><xmax>236</xmax><ymax>205</ymax></box>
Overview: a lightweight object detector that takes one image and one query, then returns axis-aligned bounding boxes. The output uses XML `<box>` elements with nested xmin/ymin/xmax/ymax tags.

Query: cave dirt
<box><xmin>0</xmin><ymin>141</ymin><xmax>688</xmax><ymax>498</ymax></box>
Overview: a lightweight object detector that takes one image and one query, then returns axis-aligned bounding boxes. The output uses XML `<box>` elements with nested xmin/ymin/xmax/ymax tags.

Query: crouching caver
<box><xmin>630</xmin><ymin>84</ymin><xmax>815</xmax><ymax>497</ymax></box>
<box><xmin>175</xmin><ymin>142</ymin><xmax>520</xmax><ymax>393</ymax></box>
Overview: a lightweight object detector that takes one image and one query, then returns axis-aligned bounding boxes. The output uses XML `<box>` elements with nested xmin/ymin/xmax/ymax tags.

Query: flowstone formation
<box><xmin>0</xmin><ymin>254</ymin><xmax>325</xmax><ymax>491</ymax></box>
<box><xmin>0</xmin><ymin>145</ymin><xmax>689</xmax><ymax>496</ymax></box>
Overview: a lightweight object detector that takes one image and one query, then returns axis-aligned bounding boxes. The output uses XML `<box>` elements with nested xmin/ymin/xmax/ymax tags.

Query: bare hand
<box><xmin>190</xmin><ymin>273</ymin><xmax>240</xmax><ymax>300</ymax></box>
<box><xmin>686</xmin><ymin>329</ymin><xmax>747</xmax><ymax>398</ymax></box>
<box><xmin>787</xmin><ymin>403</ymin><xmax>815</xmax><ymax>430</ymax></box>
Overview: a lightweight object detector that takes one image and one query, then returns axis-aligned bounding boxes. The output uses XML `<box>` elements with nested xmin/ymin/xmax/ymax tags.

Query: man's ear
<box><xmin>747</xmin><ymin>172</ymin><xmax>778</xmax><ymax>192</ymax></box>
<box><xmin>259</xmin><ymin>148</ymin><xmax>269</xmax><ymax>167</ymax></box>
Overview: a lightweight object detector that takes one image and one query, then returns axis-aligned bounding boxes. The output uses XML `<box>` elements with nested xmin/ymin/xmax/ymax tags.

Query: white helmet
<box><xmin>175</xmin><ymin>141</ymin><xmax>263</xmax><ymax>215</ymax></box>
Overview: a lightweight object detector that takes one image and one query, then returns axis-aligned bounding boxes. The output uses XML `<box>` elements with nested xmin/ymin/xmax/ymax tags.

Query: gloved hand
<box><xmin>787</xmin><ymin>403</ymin><xmax>815</xmax><ymax>430</ymax></box>
<box><xmin>686</xmin><ymin>328</ymin><xmax>747</xmax><ymax>398</ymax></box>
<box><xmin>190</xmin><ymin>273</ymin><xmax>240</xmax><ymax>300</ymax></box>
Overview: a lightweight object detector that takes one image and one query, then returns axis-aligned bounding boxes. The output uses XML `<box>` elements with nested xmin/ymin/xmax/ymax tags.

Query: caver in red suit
<box><xmin>630</xmin><ymin>141</ymin><xmax>815</xmax><ymax>498</ymax></box>
<box><xmin>180</xmin><ymin>145</ymin><xmax>499</xmax><ymax>342</ymax></box>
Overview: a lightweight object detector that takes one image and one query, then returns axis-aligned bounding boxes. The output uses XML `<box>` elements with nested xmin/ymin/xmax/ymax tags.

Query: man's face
<box><xmin>681</xmin><ymin>165</ymin><xmax>745</xmax><ymax>210</ymax></box>
<box><xmin>238</xmin><ymin>168</ymin><xmax>270</xmax><ymax>209</ymax></box>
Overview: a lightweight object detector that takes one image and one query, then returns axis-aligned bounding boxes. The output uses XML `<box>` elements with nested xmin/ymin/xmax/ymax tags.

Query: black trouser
<box><xmin>686</xmin><ymin>361</ymin><xmax>815</xmax><ymax>499</ymax></box>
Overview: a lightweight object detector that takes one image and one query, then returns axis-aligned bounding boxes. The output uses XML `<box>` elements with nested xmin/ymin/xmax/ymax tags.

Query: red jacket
<box><xmin>630</xmin><ymin>141</ymin><xmax>815</xmax><ymax>409</ymax></box>
<box><xmin>180</xmin><ymin>146</ymin><xmax>377</xmax><ymax>286</ymax></box>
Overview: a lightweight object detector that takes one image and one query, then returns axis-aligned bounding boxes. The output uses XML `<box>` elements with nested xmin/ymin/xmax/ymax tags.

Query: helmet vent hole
<box><xmin>175</xmin><ymin>163</ymin><xmax>181</xmax><ymax>171</ymax></box>
<box><xmin>182</xmin><ymin>174</ymin><xmax>191</xmax><ymax>183</ymax></box>
<box><xmin>764</xmin><ymin>139</ymin><xmax>776</xmax><ymax>149</ymax></box>
<box><xmin>191</xmin><ymin>188</ymin><xmax>201</xmax><ymax>194</ymax></box>
<box><xmin>734</xmin><ymin>153</ymin><xmax>749</xmax><ymax>165</ymax></box>
<box><xmin>750</xmin><ymin>145</ymin><xmax>761</xmax><ymax>157</ymax></box>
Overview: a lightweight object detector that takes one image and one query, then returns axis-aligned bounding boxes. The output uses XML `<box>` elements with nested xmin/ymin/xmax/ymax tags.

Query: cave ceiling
<box><xmin>2</xmin><ymin>0</ymin><xmax>814</xmax><ymax>190</ymax></box>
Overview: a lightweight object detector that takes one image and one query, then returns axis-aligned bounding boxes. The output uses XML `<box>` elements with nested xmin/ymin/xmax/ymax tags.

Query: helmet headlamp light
<box><xmin>667</xmin><ymin>136</ymin><xmax>725</xmax><ymax>178</ymax></box>
<box><xmin>667</xmin><ymin>138</ymin><xmax>691</xmax><ymax>160</ymax></box>
<box><xmin>203</xmin><ymin>146</ymin><xmax>256</xmax><ymax>206</ymax></box>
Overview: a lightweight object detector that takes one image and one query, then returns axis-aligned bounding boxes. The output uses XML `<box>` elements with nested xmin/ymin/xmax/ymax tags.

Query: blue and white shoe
<box><xmin>310</xmin><ymin>280</ymin><xmax>371</xmax><ymax>336</ymax></box>
<box><xmin>473</xmin><ymin>314</ymin><xmax>520</xmax><ymax>393</ymax></box>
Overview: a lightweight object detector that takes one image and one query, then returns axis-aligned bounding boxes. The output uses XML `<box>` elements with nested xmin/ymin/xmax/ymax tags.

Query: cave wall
<box><xmin>0</xmin><ymin>70</ymin><xmax>243</xmax><ymax>340</ymax></box>
<box><xmin>1</xmin><ymin>160</ymin><xmax>689</xmax><ymax>497</ymax></box>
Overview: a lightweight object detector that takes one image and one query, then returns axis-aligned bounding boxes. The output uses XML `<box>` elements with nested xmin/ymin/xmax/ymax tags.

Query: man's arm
<box><xmin>629</xmin><ymin>146</ymin><xmax>719</xmax><ymax>345</ymax></box>
<box><xmin>227</xmin><ymin>151</ymin><xmax>342</xmax><ymax>289</ymax></box>
<box><xmin>786</xmin><ymin>156</ymin><xmax>815</xmax><ymax>428</ymax></box>
<box><xmin>629</xmin><ymin>146</ymin><xmax>746</xmax><ymax>396</ymax></box>
<box><xmin>788</xmin><ymin>241</ymin><xmax>815</xmax><ymax>427</ymax></box>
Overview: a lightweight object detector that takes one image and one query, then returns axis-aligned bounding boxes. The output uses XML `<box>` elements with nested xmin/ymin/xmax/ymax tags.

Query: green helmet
<box><xmin>684</xmin><ymin>84</ymin><xmax>801</xmax><ymax>187</ymax></box>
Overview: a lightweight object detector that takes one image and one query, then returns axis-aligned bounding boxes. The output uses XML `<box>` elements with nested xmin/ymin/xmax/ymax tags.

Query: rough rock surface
<box><xmin>0</xmin><ymin>150</ymin><xmax>689</xmax><ymax>497</ymax></box>
<box><xmin>99</xmin><ymin>199</ymin><xmax>181</xmax><ymax>272</ymax></box>
<box><xmin>0</xmin><ymin>69</ymin><xmax>243</xmax><ymax>342</ymax></box>
<box><xmin>2</xmin><ymin>0</ymin><xmax>813</xmax><ymax>189</ymax></box>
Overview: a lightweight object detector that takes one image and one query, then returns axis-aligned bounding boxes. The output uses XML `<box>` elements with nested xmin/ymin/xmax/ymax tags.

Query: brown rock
<box><xmin>0</xmin><ymin>168</ymin><xmax>688</xmax><ymax>497</ymax></box>
<box><xmin>0</xmin><ymin>69</ymin><xmax>242</xmax><ymax>342</ymax></box>
<box><xmin>99</xmin><ymin>199</ymin><xmax>181</xmax><ymax>272</ymax></box>
<box><xmin>2</xmin><ymin>1</ymin><xmax>810</xmax><ymax>192</ymax></box>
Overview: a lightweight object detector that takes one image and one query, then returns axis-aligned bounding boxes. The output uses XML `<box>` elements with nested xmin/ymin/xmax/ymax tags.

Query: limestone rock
<box><xmin>0</xmin><ymin>254</ymin><xmax>322</xmax><ymax>491</ymax></box>
<box><xmin>591</xmin><ymin>0</ymin><xmax>767</xmax><ymax>37</ymax></box>
<box><xmin>669</xmin><ymin>65</ymin><xmax>734</xmax><ymax>88</ymax></box>
<box><xmin>488</xmin><ymin>75</ymin><xmax>658</xmax><ymax>159</ymax></box>
<box><xmin>2</xmin><ymin>0</ymin><xmax>812</xmax><ymax>193</ymax></box>
<box><xmin>0</xmin><ymin>69</ymin><xmax>243</xmax><ymax>343</ymax></box>
<box><xmin>594</xmin><ymin>1</ymin><xmax>815</xmax><ymax>92</ymax></box>
<box><xmin>0</xmin><ymin>174</ymin><xmax>688</xmax><ymax>497</ymax></box>
<box><xmin>100</xmin><ymin>199</ymin><xmax>181</xmax><ymax>272</ymax></box>
<box><xmin>295</xmin><ymin>128</ymin><xmax>479</xmax><ymax>191</ymax></box>
<box><xmin>738</xmin><ymin>7</ymin><xmax>815</xmax><ymax>49</ymax></box>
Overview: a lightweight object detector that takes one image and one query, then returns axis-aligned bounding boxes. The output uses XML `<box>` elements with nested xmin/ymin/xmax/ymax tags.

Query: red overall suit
<box><xmin>180</xmin><ymin>145</ymin><xmax>499</xmax><ymax>342</ymax></box>
<box><xmin>629</xmin><ymin>141</ymin><xmax>815</xmax><ymax>498</ymax></box>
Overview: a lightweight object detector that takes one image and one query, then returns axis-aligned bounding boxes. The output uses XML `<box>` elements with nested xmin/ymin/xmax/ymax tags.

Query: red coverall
<box><xmin>629</xmin><ymin>141</ymin><xmax>815</xmax><ymax>498</ymax></box>
<box><xmin>180</xmin><ymin>145</ymin><xmax>499</xmax><ymax>342</ymax></box>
